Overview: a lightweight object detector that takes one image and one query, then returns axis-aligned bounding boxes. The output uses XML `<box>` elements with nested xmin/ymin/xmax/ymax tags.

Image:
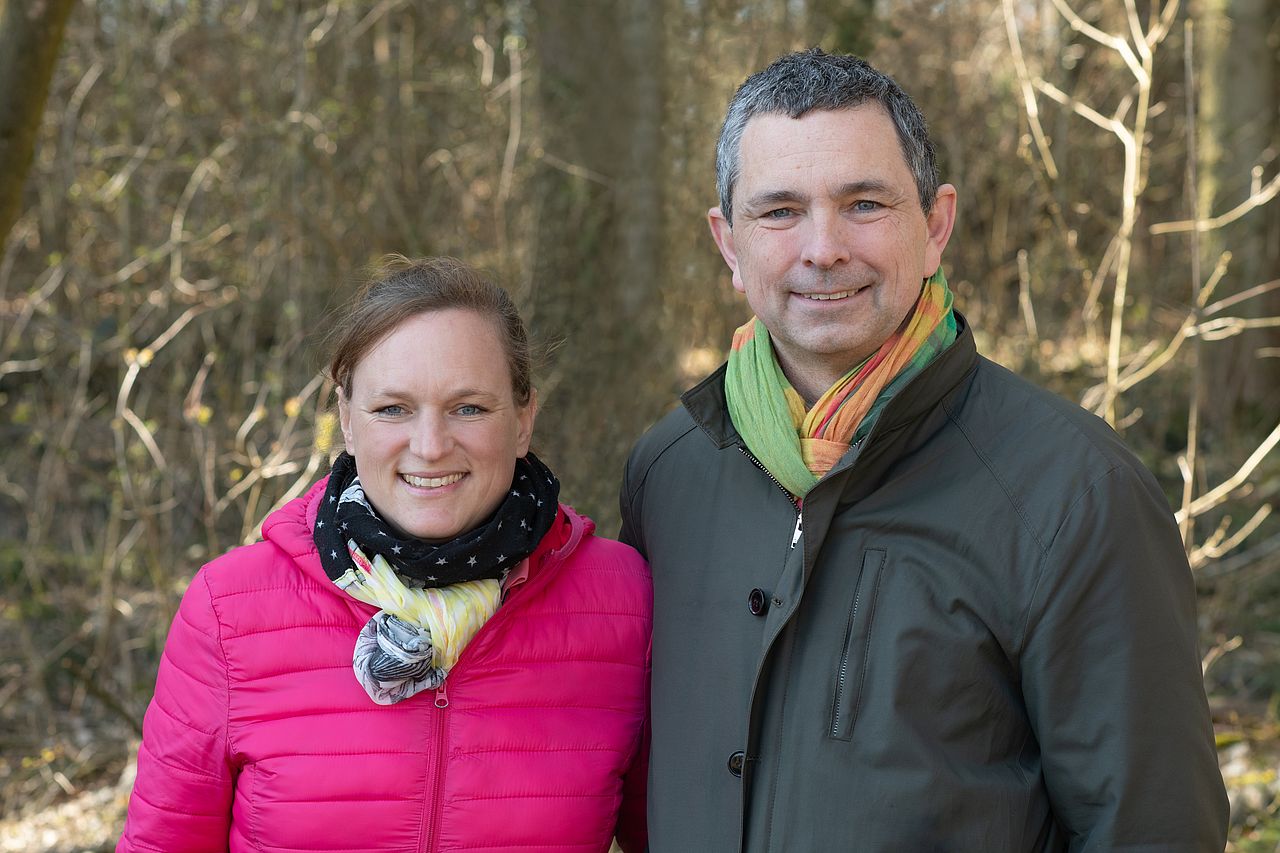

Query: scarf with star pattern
<box><xmin>725</xmin><ymin>269</ymin><xmax>956</xmax><ymax>498</ymax></box>
<box><xmin>314</xmin><ymin>450</ymin><xmax>559</xmax><ymax>704</ymax></box>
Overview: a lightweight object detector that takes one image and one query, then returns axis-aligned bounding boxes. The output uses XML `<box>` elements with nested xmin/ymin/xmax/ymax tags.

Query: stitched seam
<box><xmin>1014</xmin><ymin>465</ymin><xmax>1122</xmax><ymax>657</ymax></box>
<box><xmin>226</xmin><ymin>622</ymin><xmax>360</xmax><ymax>640</ymax></box>
<box><xmin>624</xmin><ymin>420</ymin><xmax>700</xmax><ymax>504</ymax></box>
<box><xmin>450</xmin><ymin>792</ymin><xmax>614</xmax><ymax>802</ymax></box>
<box><xmin>454</xmin><ymin>702</ymin><xmax>632</xmax><ymax>712</ymax></box>
<box><xmin>451</xmin><ymin>745</ymin><xmax>628</xmax><ymax>756</ymax></box>
<box><xmin>249</xmin><ymin>749</ymin><xmax>431</xmax><ymax>757</ymax></box>
<box><xmin>848</xmin><ymin>549</ymin><xmax>886</xmax><ymax>732</ymax></box>
<box><xmin>212</xmin><ymin>582</ymin><xmax>336</xmax><ymax>600</ymax></box>
<box><xmin>159</xmin><ymin>644</ymin><xmax>222</xmax><ymax>691</ymax></box>
<box><xmin>139</xmin><ymin>741</ymin><xmax>223</xmax><ymax>782</ymax></box>
<box><xmin>455</xmin><ymin>656</ymin><xmax>644</xmax><ymax>666</ymax></box>
<box><xmin>200</xmin><ymin>572</ymin><xmax>235</xmax><ymax>770</ymax></box>
<box><xmin>448</xmin><ymin>843</ymin><xmax>600</xmax><ymax>850</ymax></box>
<box><xmin>941</xmin><ymin>396</ymin><xmax>1049</xmax><ymax>554</ymax></box>
<box><xmin>150</xmin><ymin>697</ymin><xmax>221</xmax><ymax>739</ymax></box>
<box><xmin>129</xmin><ymin>786</ymin><xmax>223</xmax><ymax>816</ymax></box>
<box><xmin>238</xmin><ymin>664</ymin><xmax>353</xmax><ymax>682</ymax></box>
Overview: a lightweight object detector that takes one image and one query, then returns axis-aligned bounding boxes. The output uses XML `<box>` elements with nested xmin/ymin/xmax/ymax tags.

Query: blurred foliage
<box><xmin>0</xmin><ymin>0</ymin><xmax>1277</xmax><ymax>841</ymax></box>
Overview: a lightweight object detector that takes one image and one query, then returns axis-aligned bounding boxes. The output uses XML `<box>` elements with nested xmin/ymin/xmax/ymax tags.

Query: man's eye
<box><xmin>456</xmin><ymin>404</ymin><xmax>485</xmax><ymax>416</ymax></box>
<box><xmin>763</xmin><ymin>208</ymin><xmax>795</xmax><ymax>219</ymax></box>
<box><xmin>376</xmin><ymin>404</ymin><xmax>406</xmax><ymax>417</ymax></box>
<box><xmin>853</xmin><ymin>200</ymin><xmax>882</xmax><ymax>212</ymax></box>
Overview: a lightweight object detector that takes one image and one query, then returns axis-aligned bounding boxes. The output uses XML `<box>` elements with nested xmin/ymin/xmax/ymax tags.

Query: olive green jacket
<box><xmin>620</xmin><ymin>315</ymin><xmax>1226</xmax><ymax>852</ymax></box>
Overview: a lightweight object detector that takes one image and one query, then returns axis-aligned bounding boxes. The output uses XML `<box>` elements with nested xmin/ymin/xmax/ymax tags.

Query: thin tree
<box><xmin>0</xmin><ymin>0</ymin><xmax>78</xmax><ymax>245</ymax></box>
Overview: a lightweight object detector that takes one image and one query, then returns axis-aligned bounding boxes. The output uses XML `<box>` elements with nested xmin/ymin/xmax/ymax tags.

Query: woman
<box><xmin>118</xmin><ymin>257</ymin><xmax>650</xmax><ymax>852</ymax></box>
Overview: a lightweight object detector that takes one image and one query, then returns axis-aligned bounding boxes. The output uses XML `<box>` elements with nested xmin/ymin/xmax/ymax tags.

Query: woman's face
<box><xmin>338</xmin><ymin>308</ymin><xmax>535</xmax><ymax>542</ymax></box>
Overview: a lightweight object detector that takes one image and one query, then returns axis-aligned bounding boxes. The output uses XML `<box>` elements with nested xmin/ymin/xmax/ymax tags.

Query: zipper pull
<box><xmin>435</xmin><ymin>681</ymin><xmax>449</xmax><ymax>709</ymax></box>
<box><xmin>790</xmin><ymin>511</ymin><xmax>803</xmax><ymax>550</ymax></box>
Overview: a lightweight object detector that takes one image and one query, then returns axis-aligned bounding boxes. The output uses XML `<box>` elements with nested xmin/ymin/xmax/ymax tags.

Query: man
<box><xmin>620</xmin><ymin>49</ymin><xmax>1227</xmax><ymax>851</ymax></box>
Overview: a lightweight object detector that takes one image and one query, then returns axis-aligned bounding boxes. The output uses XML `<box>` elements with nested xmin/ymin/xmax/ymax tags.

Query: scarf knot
<box><xmin>314</xmin><ymin>451</ymin><xmax>560</xmax><ymax>704</ymax></box>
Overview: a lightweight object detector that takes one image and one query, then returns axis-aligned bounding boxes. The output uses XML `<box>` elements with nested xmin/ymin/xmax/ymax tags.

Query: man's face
<box><xmin>709</xmin><ymin>105</ymin><xmax>956</xmax><ymax>400</ymax></box>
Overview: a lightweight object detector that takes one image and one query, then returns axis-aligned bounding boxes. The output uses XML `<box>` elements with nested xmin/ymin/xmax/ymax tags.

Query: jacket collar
<box><xmin>681</xmin><ymin>310</ymin><xmax>979</xmax><ymax>451</ymax></box>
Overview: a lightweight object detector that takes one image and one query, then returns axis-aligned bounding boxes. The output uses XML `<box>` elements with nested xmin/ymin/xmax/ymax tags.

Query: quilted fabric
<box><xmin>118</xmin><ymin>477</ymin><xmax>651</xmax><ymax>852</ymax></box>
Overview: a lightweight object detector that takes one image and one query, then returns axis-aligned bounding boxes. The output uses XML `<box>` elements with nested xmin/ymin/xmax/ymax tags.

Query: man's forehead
<box><xmin>735</xmin><ymin>104</ymin><xmax>909</xmax><ymax>183</ymax></box>
<box><xmin>740</xmin><ymin>102</ymin><xmax>895</xmax><ymax>145</ymax></box>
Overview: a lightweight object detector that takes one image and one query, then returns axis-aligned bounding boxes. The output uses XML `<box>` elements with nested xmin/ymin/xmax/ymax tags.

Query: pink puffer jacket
<box><xmin>118</xmin><ymin>478</ymin><xmax>650</xmax><ymax>853</ymax></box>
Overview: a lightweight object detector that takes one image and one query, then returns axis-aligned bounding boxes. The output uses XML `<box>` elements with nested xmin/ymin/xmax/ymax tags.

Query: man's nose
<box><xmin>801</xmin><ymin>212</ymin><xmax>852</xmax><ymax>270</ymax></box>
<box><xmin>409</xmin><ymin>412</ymin><xmax>453</xmax><ymax>460</ymax></box>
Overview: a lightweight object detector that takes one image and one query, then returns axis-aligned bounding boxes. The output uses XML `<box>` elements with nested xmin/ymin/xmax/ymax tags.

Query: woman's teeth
<box><xmin>402</xmin><ymin>473</ymin><xmax>464</xmax><ymax>488</ymax></box>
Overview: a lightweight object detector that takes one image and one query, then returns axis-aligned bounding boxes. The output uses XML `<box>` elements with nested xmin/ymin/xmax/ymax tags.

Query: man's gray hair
<box><xmin>716</xmin><ymin>48</ymin><xmax>939</xmax><ymax>224</ymax></box>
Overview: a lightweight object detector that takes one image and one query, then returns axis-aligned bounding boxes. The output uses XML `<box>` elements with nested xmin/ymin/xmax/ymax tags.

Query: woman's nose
<box><xmin>409</xmin><ymin>412</ymin><xmax>453</xmax><ymax>460</ymax></box>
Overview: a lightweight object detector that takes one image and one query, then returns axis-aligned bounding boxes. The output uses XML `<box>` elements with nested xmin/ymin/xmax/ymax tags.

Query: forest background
<box><xmin>0</xmin><ymin>0</ymin><xmax>1278</xmax><ymax>849</ymax></box>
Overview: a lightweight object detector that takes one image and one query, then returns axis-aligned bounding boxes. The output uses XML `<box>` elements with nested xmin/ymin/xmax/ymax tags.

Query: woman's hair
<box><xmin>325</xmin><ymin>255</ymin><xmax>533</xmax><ymax>405</ymax></box>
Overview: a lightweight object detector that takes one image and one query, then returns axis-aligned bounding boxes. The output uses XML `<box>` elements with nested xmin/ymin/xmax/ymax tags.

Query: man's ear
<box><xmin>923</xmin><ymin>184</ymin><xmax>958</xmax><ymax>276</ymax></box>
<box><xmin>707</xmin><ymin>207</ymin><xmax>746</xmax><ymax>294</ymax></box>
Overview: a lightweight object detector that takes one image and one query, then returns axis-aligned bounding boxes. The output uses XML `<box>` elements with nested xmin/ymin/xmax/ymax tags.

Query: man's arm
<box><xmin>1018</xmin><ymin>464</ymin><xmax>1227</xmax><ymax>851</ymax></box>
<box><xmin>618</xmin><ymin>450</ymin><xmax>647</xmax><ymax>558</ymax></box>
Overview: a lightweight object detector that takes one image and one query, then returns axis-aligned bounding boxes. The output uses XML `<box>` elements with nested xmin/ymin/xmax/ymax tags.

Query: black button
<box><xmin>748</xmin><ymin>588</ymin><xmax>767</xmax><ymax>616</ymax></box>
<box><xmin>727</xmin><ymin>750</ymin><xmax>745</xmax><ymax>777</ymax></box>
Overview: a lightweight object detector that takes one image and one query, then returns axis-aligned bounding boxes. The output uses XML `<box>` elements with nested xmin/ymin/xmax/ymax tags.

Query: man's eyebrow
<box><xmin>742</xmin><ymin>180</ymin><xmax>901</xmax><ymax>211</ymax></box>
<box><xmin>833</xmin><ymin>179</ymin><xmax>897</xmax><ymax>198</ymax></box>
<box><xmin>741</xmin><ymin>189</ymin><xmax>808</xmax><ymax>210</ymax></box>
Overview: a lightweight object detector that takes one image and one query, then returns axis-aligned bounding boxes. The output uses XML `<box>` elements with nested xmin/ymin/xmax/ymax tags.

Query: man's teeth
<box><xmin>802</xmin><ymin>291</ymin><xmax>853</xmax><ymax>301</ymax></box>
<box><xmin>402</xmin><ymin>473</ymin><xmax>464</xmax><ymax>488</ymax></box>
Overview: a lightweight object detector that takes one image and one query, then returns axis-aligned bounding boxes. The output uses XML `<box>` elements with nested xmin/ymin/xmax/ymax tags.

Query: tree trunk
<box><xmin>0</xmin><ymin>0</ymin><xmax>78</xmax><ymax>246</ymax></box>
<box><xmin>1195</xmin><ymin>0</ymin><xmax>1280</xmax><ymax>444</ymax></box>
<box><xmin>527</xmin><ymin>0</ymin><xmax>668</xmax><ymax>530</ymax></box>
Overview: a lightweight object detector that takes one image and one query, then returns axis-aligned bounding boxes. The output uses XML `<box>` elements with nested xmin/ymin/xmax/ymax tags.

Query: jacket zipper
<box><xmin>420</xmin><ymin>539</ymin><xmax>560</xmax><ymax>852</ymax></box>
<box><xmin>425</xmin><ymin>681</ymin><xmax>449</xmax><ymax>852</ymax></box>
<box><xmin>830</xmin><ymin>589</ymin><xmax>861</xmax><ymax>737</ymax></box>
<box><xmin>737</xmin><ymin>446</ymin><xmax>803</xmax><ymax>549</ymax></box>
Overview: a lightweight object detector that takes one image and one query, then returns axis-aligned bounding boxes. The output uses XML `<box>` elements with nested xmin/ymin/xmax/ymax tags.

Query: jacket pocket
<box><xmin>829</xmin><ymin>548</ymin><xmax>886</xmax><ymax>741</ymax></box>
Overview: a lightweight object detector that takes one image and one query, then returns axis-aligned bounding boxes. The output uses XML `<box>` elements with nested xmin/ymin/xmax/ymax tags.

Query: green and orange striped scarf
<box><xmin>725</xmin><ymin>269</ymin><xmax>956</xmax><ymax>498</ymax></box>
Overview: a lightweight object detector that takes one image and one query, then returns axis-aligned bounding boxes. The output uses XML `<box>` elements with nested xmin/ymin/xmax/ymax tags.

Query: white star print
<box><xmin>467</xmin><ymin>556</ymin><xmax>477</xmax><ymax>566</ymax></box>
<box><xmin>520</xmin><ymin>520</ymin><xmax>528</xmax><ymax>529</ymax></box>
<box><xmin>392</xmin><ymin>545</ymin><xmax>402</xmax><ymax>554</ymax></box>
<box><xmin>330</xmin><ymin>550</ymin><xmax>338</xmax><ymax>559</ymax></box>
<box><xmin>316</xmin><ymin>520</ymin><xmax>324</xmax><ymax>528</ymax></box>
<box><xmin>436</xmin><ymin>557</ymin><xmax>447</xmax><ymax>565</ymax></box>
<box><xmin>497</xmin><ymin>554</ymin><xmax>505</xmax><ymax>562</ymax></box>
<box><xmin>428</xmin><ymin>575</ymin><xmax>437</xmax><ymax>582</ymax></box>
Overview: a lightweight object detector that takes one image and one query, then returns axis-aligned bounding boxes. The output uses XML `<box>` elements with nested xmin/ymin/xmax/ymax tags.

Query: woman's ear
<box><xmin>516</xmin><ymin>389</ymin><xmax>538</xmax><ymax>458</ymax></box>
<box><xmin>337</xmin><ymin>387</ymin><xmax>356</xmax><ymax>455</ymax></box>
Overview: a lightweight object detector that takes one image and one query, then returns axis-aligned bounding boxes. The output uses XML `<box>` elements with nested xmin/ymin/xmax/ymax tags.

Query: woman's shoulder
<box><xmin>556</xmin><ymin>504</ymin><xmax>648</xmax><ymax>576</ymax></box>
<box><xmin>197</xmin><ymin>479</ymin><xmax>329</xmax><ymax>598</ymax></box>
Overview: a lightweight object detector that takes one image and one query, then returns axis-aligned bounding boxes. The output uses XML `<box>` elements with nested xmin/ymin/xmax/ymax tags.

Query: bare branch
<box><xmin>1150</xmin><ymin>170</ymin><xmax>1280</xmax><ymax>234</ymax></box>
<box><xmin>1002</xmin><ymin>0</ymin><xmax>1059</xmax><ymax>179</ymax></box>
<box><xmin>1175</xmin><ymin>420</ymin><xmax>1280</xmax><ymax>523</ymax></box>
<box><xmin>1047</xmin><ymin>0</ymin><xmax>1147</xmax><ymax>84</ymax></box>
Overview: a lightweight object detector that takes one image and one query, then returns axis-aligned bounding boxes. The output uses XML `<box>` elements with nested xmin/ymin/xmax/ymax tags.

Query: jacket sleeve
<box><xmin>118</xmin><ymin>570</ymin><xmax>234</xmax><ymax>852</ymax></box>
<box><xmin>1018</xmin><ymin>465</ymin><xmax>1228</xmax><ymax>851</ymax></box>
<box><xmin>614</xmin><ymin>639</ymin><xmax>651</xmax><ymax>853</ymax></box>
<box><xmin>618</xmin><ymin>450</ymin><xmax>647</xmax><ymax>558</ymax></box>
